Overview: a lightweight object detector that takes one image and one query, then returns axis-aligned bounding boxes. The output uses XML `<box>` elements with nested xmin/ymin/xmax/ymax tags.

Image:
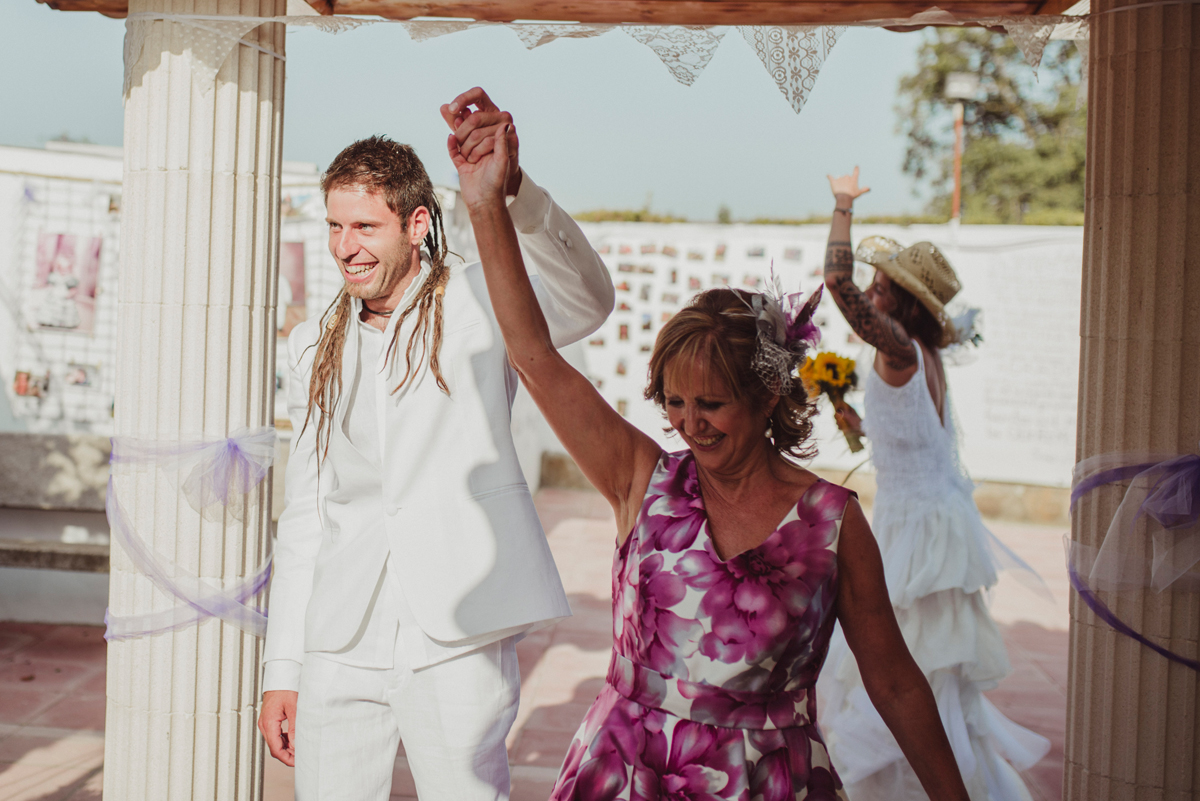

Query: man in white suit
<box><xmin>257</xmin><ymin>88</ymin><xmax>614</xmax><ymax>800</ymax></box>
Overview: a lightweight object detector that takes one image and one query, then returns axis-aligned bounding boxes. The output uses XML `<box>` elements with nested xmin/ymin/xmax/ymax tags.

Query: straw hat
<box><xmin>853</xmin><ymin>235</ymin><xmax>905</xmax><ymax>268</ymax></box>
<box><xmin>855</xmin><ymin>238</ymin><xmax>962</xmax><ymax>346</ymax></box>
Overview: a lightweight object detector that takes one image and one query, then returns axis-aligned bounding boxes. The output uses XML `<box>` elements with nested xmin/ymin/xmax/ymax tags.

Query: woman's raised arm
<box><xmin>450</xmin><ymin>126</ymin><xmax>661</xmax><ymax>536</ymax></box>
<box><xmin>823</xmin><ymin>169</ymin><xmax>917</xmax><ymax>371</ymax></box>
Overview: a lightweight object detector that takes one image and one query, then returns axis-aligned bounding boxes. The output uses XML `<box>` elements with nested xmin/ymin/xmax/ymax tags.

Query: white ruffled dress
<box><xmin>816</xmin><ymin>347</ymin><xmax>1050</xmax><ymax>801</ymax></box>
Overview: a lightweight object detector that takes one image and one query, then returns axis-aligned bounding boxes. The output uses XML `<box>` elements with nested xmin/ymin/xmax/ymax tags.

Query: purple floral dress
<box><xmin>551</xmin><ymin>451</ymin><xmax>853</xmax><ymax>801</ymax></box>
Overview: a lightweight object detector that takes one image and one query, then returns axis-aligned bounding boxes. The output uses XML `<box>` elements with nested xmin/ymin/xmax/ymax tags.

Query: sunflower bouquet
<box><xmin>800</xmin><ymin>351</ymin><xmax>864</xmax><ymax>452</ymax></box>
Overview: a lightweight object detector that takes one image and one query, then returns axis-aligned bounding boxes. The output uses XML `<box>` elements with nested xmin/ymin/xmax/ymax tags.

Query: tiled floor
<box><xmin>0</xmin><ymin>489</ymin><xmax>1069</xmax><ymax>801</ymax></box>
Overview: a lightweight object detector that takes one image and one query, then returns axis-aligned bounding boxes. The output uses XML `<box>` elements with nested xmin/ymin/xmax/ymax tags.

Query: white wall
<box><xmin>0</xmin><ymin>142</ymin><xmax>1084</xmax><ymax>491</ymax></box>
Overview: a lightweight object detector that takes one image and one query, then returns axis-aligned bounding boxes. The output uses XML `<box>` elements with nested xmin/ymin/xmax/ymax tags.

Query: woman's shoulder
<box><xmin>797</xmin><ymin>474</ymin><xmax>858</xmax><ymax>523</ymax></box>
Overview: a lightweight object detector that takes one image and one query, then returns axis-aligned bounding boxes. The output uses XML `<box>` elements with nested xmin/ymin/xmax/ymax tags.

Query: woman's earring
<box><xmin>765</xmin><ymin>423</ymin><xmax>774</xmax><ymax>440</ymax></box>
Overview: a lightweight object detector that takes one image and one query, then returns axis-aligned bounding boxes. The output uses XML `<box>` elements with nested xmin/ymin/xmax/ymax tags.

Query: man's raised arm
<box><xmin>442</xmin><ymin>87</ymin><xmax>614</xmax><ymax>348</ymax></box>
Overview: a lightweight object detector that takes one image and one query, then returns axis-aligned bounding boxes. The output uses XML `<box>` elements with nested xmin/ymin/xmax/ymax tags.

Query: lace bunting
<box><xmin>740</xmin><ymin>26</ymin><xmax>846</xmax><ymax>113</ymax></box>
<box><xmin>124</xmin><ymin>12</ymin><xmax>1087</xmax><ymax>114</ymax></box>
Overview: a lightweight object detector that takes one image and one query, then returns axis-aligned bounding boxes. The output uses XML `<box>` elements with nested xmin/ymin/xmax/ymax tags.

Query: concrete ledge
<box><xmin>539</xmin><ymin>452</ymin><xmax>1070</xmax><ymax>526</ymax></box>
<box><xmin>0</xmin><ymin>540</ymin><xmax>109</xmax><ymax>572</ymax></box>
<box><xmin>0</xmin><ymin>433</ymin><xmax>110</xmax><ymax>512</ymax></box>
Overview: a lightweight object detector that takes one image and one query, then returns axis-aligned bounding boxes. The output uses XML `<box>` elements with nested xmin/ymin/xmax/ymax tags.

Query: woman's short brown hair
<box><xmin>644</xmin><ymin>288</ymin><xmax>818</xmax><ymax>460</ymax></box>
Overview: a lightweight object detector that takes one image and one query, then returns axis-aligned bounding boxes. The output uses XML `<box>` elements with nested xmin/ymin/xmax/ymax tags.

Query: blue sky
<box><xmin>3</xmin><ymin>2</ymin><xmax>933</xmax><ymax>220</ymax></box>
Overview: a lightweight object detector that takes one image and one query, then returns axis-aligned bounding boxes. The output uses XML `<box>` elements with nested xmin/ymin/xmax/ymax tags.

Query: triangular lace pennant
<box><xmin>623</xmin><ymin>26</ymin><xmax>728</xmax><ymax>87</ymax></box>
<box><xmin>124</xmin><ymin>17</ymin><xmax>278</xmax><ymax>99</ymax></box>
<box><xmin>284</xmin><ymin>15</ymin><xmax>374</xmax><ymax>34</ymax></box>
<box><xmin>403</xmin><ymin>19</ymin><xmax>491</xmax><ymax>42</ymax></box>
<box><xmin>999</xmin><ymin>17</ymin><xmax>1058</xmax><ymax>75</ymax></box>
<box><xmin>122</xmin><ymin>19</ymin><xmax>150</xmax><ymax>100</ymax></box>
<box><xmin>740</xmin><ymin>26</ymin><xmax>846</xmax><ymax>114</ymax></box>
<box><xmin>509</xmin><ymin>23</ymin><xmax>614</xmax><ymax>50</ymax></box>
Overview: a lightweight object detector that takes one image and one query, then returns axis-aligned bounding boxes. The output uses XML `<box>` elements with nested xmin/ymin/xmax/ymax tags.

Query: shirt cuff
<box><xmin>262</xmin><ymin>659</ymin><xmax>303</xmax><ymax>693</ymax></box>
<box><xmin>506</xmin><ymin>169</ymin><xmax>550</xmax><ymax>235</ymax></box>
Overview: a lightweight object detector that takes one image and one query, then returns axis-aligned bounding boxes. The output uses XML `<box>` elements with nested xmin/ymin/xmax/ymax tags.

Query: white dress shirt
<box><xmin>265</xmin><ymin>262</ymin><xmax>527</xmax><ymax>689</ymax></box>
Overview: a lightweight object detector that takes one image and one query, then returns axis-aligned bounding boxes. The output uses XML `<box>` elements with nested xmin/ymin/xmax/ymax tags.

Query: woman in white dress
<box><xmin>814</xmin><ymin>169</ymin><xmax>1050</xmax><ymax>801</ymax></box>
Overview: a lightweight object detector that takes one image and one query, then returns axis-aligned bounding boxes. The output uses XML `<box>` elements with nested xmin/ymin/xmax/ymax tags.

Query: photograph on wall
<box><xmin>65</xmin><ymin>363</ymin><xmax>99</xmax><ymax>387</ymax></box>
<box><xmin>29</xmin><ymin>233</ymin><xmax>102</xmax><ymax>335</ymax></box>
<box><xmin>279</xmin><ymin>241</ymin><xmax>307</xmax><ymax>336</ymax></box>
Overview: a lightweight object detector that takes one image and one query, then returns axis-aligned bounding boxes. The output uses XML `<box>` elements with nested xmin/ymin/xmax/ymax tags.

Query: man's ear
<box><xmin>408</xmin><ymin>206</ymin><xmax>432</xmax><ymax>245</ymax></box>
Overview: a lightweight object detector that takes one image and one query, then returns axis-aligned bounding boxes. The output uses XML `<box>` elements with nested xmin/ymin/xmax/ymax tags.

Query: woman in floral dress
<box><xmin>447</xmin><ymin>121</ymin><xmax>971</xmax><ymax>801</ymax></box>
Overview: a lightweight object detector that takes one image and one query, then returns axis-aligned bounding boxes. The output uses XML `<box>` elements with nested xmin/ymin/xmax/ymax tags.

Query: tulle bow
<box><xmin>105</xmin><ymin>427</ymin><xmax>276</xmax><ymax>641</ymax></box>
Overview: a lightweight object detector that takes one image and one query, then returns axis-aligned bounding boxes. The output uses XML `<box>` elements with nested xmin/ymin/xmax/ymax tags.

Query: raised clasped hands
<box><xmin>827</xmin><ymin>166</ymin><xmax>871</xmax><ymax>207</ymax></box>
<box><xmin>442</xmin><ymin>87</ymin><xmax>520</xmax><ymax>209</ymax></box>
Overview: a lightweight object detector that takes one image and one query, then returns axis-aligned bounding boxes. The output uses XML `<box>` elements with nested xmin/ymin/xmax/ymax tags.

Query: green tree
<box><xmin>897</xmin><ymin>30</ymin><xmax>1086</xmax><ymax>224</ymax></box>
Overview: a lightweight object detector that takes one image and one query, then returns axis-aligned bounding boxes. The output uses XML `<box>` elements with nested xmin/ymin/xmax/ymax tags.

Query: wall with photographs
<box><xmin>0</xmin><ymin>143</ymin><xmax>479</xmax><ymax>439</ymax></box>
<box><xmin>0</xmin><ymin>144</ymin><xmax>123</xmax><ymax>435</ymax></box>
<box><xmin>0</xmin><ymin>144</ymin><xmax>1083</xmax><ymax>488</ymax></box>
<box><xmin>575</xmin><ymin>222</ymin><xmax>1083</xmax><ymax>489</ymax></box>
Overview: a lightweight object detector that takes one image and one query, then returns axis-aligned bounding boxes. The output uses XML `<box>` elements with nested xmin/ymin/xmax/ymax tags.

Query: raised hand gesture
<box><xmin>440</xmin><ymin>87</ymin><xmax>522</xmax><ymax>197</ymax></box>
<box><xmin>449</xmin><ymin>120</ymin><xmax>512</xmax><ymax>212</ymax></box>
<box><xmin>827</xmin><ymin>166</ymin><xmax>871</xmax><ymax>204</ymax></box>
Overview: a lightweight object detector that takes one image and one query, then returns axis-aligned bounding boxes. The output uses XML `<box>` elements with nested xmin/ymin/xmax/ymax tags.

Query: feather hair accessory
<box><xmin>732</xmin><ymin>268</ymin><xmax>823</xmax><ymax>395</ymax></box>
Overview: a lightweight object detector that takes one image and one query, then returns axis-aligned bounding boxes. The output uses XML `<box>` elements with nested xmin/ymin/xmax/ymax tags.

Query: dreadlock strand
<box><xmin>303</xmin><ymin>290</ymin><xmax>351</xmax><ymax>462</ymax></box>
<box><xmin>429</xmin><ymin>269</ymin><xmax>449</xmax><ymax>394</ymax></box>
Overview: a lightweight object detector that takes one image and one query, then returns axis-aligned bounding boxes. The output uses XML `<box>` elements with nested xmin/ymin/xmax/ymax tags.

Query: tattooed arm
<box><xmin>823</xmin><ymin>169</ymin><xmax>917</xmax><ymax>371</ymax></box>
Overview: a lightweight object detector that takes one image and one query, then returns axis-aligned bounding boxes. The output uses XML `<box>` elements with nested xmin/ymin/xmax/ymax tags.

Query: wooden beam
<box><xmin>1035</xmin><ymin>0</ymin><xmax>1080</xmax><ymax>14</ymax></box>
<box><xmin>34</xmin><ymin>0</ymin><xmax>1057</xmax><ymax>21</ymax></box>
<box><xmin>37</xmin><ymin>0</ymin><xmax>127</xmax><ymax>17</ymax></box>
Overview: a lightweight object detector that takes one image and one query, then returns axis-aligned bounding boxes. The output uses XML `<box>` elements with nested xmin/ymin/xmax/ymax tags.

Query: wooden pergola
<box><xmin>32</xmin><ymin>1</ymin><xmax>1199</xmax><ymax>800</ymax></box>
<box><xmin>42</xmin><ymin>0</ymin><xmax>1079</xmax><ymax>21</ymax></box>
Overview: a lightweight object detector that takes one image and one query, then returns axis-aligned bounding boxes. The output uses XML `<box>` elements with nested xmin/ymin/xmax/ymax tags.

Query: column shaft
<box><xmin>1067</xmin><ymin>3</ymin><xmax>1200</xmax><ymax>800</ymax></box>
<box><xmin>104</xmin><ymin>1</ymin><xmax>284</xmax><ymax>798</ymax></box>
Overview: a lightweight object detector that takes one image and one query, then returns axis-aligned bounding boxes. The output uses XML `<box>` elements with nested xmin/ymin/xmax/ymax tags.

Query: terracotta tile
<box><xmin>63</xmin><ymin>767</ymin><xmax>103</xmax><ymax>800</ymax></box>
<box><xmin>511</xmin><ymin>772</ymin><xmax>558</xmax><ymax>801</ymax></box>
<box><xmin>20</xmin><ymin>628</ymin><xmax>107</xmax><ymax>665</ymax></box>
<box><xmin>517</xmin><ymin>702</ymin><xmax>593</xmax><ymax>735</ymax></box>
<box><xmin>1002</xmin><ymin>705</ymin><xmax>1067</xmax><ymax>738</ymax></box>
<box><xmin>1024</xmin><ymin>760</ymin><xmax>1064</xmax><ymax>801</ymax></box>
<box><xmin>390</xmin><ymin>761</ymin><xmax>417</xmax><ymax>796</ymax></box>
<box><xmin>0</xmin><ymin>623</ymin><xmax>54</xmax><ymax>642</ymax></box>
<box><xmin>29</xmin><ymin>695</ymin><xmax>107</xmax><ymax>731</ymax></box>
<box><xmin>510</xmin><ymin>728</ymin><xmax>572</xmax><ymax>768</ymax></box>
<box><xmin>1001</xmin><ymin>623</ymin><xmax>1069</xmax><ymax>661</ymax></box>
<box><xmin>0</xmin><ymin>760</ymin><xmax>99</xmax><ymax>801</ymax></box>
<box><xmin>987</xmin><ymin>683</ymin><xmax>1067</xmax><ymax>712</ymax></box>
<box><xmin>262</xmin><ymin>754</ymin><xmax>295</xmax><ymax>801</ymax></box>
<box><xmin>0</xmin><ymin>631</ymin><xmax>37</xmax><ymax>658</ymax></box>
<box><xmin>0</xmin><ymin>733</ymin><xmax>104</xmax><ymax>765</ymax></box>
<box><xmin>1030</xmin><ymin>655</ymin><xmax>1070</xmax><ymax>692</ymax></box>
<box><xmin>0</xmin><ymin>659</ymin><xmax>92</xmax><ymax>691</ymax></box>
<box><xmin>75</xmin><ymin>669</ymin><xmax>107</xmax><ymax>696</ymax></box>
<box><xmin>0</xmin><ymin>688</ymin><xmax>60</xmax><ymax>725</ymax></box>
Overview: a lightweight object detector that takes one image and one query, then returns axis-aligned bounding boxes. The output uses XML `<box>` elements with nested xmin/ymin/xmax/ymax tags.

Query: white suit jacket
<box><xmin>263</xmin><ymin>172</ymin><xmax>613</xmax><ymax>690</ymax></box>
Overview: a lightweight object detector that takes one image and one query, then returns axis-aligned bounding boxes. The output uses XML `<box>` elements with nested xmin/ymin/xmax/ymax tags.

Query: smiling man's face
<box><xmin>325</xmin><ymin>186</ymin><xmax>420</xmax><ymax>308</ymax></box>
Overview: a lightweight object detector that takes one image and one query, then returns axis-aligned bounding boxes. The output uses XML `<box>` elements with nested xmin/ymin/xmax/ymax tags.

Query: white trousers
<box><xmin>294</xmin><ymin>638</ymin><xmax>521</xmax><ymax>801</ymax></box>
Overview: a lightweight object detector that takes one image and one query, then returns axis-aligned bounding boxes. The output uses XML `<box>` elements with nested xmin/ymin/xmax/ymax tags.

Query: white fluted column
<box><xmin>104</xmin><ymin>1</ymin><xmax>284</xmax><ymax>798</ymax></box>
<box><xmin>1066</xmin><ymin>3</ymin><xmax>1199</xmax><ymax>799</ymax></box>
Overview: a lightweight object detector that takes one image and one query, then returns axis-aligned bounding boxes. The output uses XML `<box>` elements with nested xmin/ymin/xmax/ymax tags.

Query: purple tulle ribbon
<box><xmin>1069</xmin><ymin>447</ymin><xmax>1200</xmax><ymax>671</ymax></box>
<box><xmin>105</xmin><ymin>427</ymin><xmax>276</xmax><ymax>642</ymax></box>
<box><xmin>1067</xmin><ymin>558</ymin><xmax>1199</xmax><ymax>671</ymax></box>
